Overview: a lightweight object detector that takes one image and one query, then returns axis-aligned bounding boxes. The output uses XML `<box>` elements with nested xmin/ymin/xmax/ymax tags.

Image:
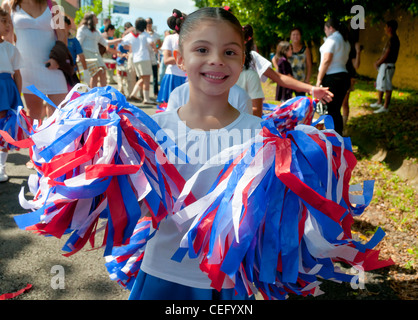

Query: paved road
<box><xmin>0</xmin><ymin>100</ymin><xmax>157</xmax><ymax>300</ymax></box>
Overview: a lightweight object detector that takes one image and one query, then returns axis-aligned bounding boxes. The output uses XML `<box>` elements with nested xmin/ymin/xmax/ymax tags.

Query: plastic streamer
<box><xmin>3</xmin><ymin>90</ymin><xmax>393</xmax><ymax>300</ymax></box>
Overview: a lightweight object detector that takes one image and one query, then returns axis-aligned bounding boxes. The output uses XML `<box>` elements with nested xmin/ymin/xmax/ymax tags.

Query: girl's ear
<box><xmin>173</xmin><ymin>50</ymin><xmax>186</xmax><ymax>71</ymax></box>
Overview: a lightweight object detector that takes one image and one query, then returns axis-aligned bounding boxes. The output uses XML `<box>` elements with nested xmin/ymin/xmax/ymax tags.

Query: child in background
<box><xmin>0</xmin><ymin>9</ymin><xmax>23</xmax><ymax>182</ymax></box>
<box><xmin>121</xmin><ymin>17</ymin><xmax>156</xmax><ymax>104</ymax></box>
<box><xmin>129</xmin><ymin>7</ymin><xmax>261</xmax><ymax>300</ymax></box>
<box><xmin>156</xmin><ymin>9</ymin><xmax>188</xmax><ymax>104</ymax></box>
<box><xmin>64</xmin><ymin>16</ymin><xmax>87</xmax><ymax>89</ymax></box>
<box><xmin>272</xmin><ymin>41</ymin><xmax>294</xmax><ymax>102</ymax></box>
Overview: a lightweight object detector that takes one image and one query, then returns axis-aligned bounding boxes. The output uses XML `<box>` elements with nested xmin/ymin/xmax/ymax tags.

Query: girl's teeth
<box><xmin>205</xmin><ymin>74</ymin><xmax>225</xmax><ymax>80</ymax></box>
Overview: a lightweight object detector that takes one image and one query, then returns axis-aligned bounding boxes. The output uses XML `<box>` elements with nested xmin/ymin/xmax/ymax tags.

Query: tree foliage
<box><xmin>194</xmin><ymin>0</ymin><xmax>417</xmax><ymax>55</ymax></box>
<box><xmin>74</xmin><ymin>0</ymin><xmax>103</xmax><ymax>25</ymax></box>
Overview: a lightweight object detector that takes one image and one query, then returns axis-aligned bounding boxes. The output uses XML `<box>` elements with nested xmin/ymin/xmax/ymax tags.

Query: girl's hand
<box><xmin>311</xmin><ymin>86</ymin><xmax>333</xmax><ymax>104</ymax></box>
<box><xmin>45</xmin><ymin>58</ymin><xmax>59</xmax><ymax>70</ymax></box>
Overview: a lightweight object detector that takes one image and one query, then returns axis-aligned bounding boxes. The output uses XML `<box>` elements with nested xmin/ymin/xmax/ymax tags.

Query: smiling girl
<box><xmin>129</xmin><ymin>7</ymin><xmax>262</xmax><ymax>300</ymax></box>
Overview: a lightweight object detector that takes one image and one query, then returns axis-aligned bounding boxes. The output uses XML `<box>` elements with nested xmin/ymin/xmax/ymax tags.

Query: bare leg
<box><xmin>383</xmin><ymin>90</ymin><xmax>392</xmax><ymax>110</ymax></box>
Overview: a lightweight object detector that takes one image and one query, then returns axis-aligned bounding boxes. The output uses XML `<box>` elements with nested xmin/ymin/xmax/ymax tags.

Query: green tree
<box><xmin>74</xmin><ymin>0</ymin><xmax>103</xmax><ymax>25</ymax></box>
<box><xmin>195</xmin><ymin>0</ymin><xmax>417</xmax><ymax>56</ymax></box>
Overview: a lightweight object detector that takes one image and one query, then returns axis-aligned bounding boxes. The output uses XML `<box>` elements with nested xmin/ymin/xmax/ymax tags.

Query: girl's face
<box><xmin>286</xmin><ymin>46</ymin><xmax>293</xmax><ymax>58</ymax></box>
<box><xmin>176</xmin><ymin>20</ymin><xmax>244</xmax><ymax>98</ymax></box>
<box><xmin>290</xmin><ymin>30</ymin><xmax>301</xmax><ymax>44</ymax></box>
<box><xmin>0</xmin><ymin>15</ymin><xmax>11</xmax><ymax>37</ymax></box>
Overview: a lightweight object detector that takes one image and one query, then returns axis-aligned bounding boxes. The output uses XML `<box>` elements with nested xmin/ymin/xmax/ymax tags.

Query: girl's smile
<box><xmin>176</xmin><ymin>20</ymin><xmax>244</xmax><ymax>98</ymax></box>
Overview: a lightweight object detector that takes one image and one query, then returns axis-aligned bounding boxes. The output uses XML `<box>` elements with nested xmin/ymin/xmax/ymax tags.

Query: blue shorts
<box><xmin>129</xmin><ymin>270</ymin><xmax>254</xmax><ymax>300</ymax></box>
<box><xmin>0</xmin><ymin>73</ymin><xmax>23</xmax><ymax>112</ymax></box>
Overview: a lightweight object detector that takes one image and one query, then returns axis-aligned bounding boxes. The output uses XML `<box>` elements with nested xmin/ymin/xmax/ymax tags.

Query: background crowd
<box><xmin>0</xmin><ymin>1</ymin><xmax>399</xmax><ymax>182</ymax></box>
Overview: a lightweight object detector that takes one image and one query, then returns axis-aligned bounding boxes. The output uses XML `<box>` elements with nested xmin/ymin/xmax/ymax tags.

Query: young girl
<box><xmin>236</xmin><ymin>24</ymin><xmax>264</xmax><ymax>117</ymax></box>
<box><xmin>130</xmin><ymin>7</ymin><xmax>262</xmax><ymax>300</ymax></box>
<box><xmin>156</xmin><ymin>9</ymin><xmax>188</xmax><ymax>104</ymax></box>
<box><xmin>272</xmin><ymin>41</ymin><xmax>294</xmax><ymax>102</ymax></box>
<box><xmin>121</xmin><ymin>17</ymin><xmax>156</xmax><ymax>104</ymax></box>
<box><xmin>0</xmin><ymin>9</ymin><xmax>23</xmax><ymax>182</ymax></box>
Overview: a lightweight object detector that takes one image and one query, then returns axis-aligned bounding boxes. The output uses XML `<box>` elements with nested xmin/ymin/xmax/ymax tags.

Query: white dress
<box><xmin>11</xmin><ymin>5</ymin><xmax>67</xmax><ymax>94</ymax></box>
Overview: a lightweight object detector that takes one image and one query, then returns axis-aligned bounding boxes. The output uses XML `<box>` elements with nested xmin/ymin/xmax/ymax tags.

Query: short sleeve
<box><xmin>11</xmin><ymin>46</ymin><xmax>24</xmax><ymax>71</ymax></box>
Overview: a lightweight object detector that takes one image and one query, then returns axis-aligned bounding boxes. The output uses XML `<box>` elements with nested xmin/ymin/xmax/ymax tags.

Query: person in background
<box><xmin>64</xmin><ymin>16</ymin><xmax>87</xmax><ymax>88</ymax></box>
<box><xmin>156</xmin><ymin>10</ymin><xmax>188</xmax><ymax>104</ymax></box>
<box><xmin>2</xmin><ymin>0</ymin><xmax>68</xmax><ymax>122</ymax></box>
<box><xmin>237</xmin><ymin>24</ymin><xmax>264</xmax><ymax>117</ymax></box>
<box><xmin>288</xmin><ymin>27</ymin><xmax>312</xmax><ymax>96</ymax></box>
<box><xmin>102</xmin><ymin>23</ymin><xmax>118</xmax><ymax>84</ymax></box>
<box><xmin>272</xmin><ymin>41</ymin><xmax>294</xmax><ymax>102</ymax></box>
<box><xmin>370</xmin><ymin>20</ymin><xmax>400</xmax><ymax>114</ymax></box>
<box><xmin>76</xmin><ymin>12</ymin><xmax>120</xmax><ymax>88</ymax></box>
<box><xmin>99</xmin><ymin>17</ymin><xmax>110</xmax><ymax>34</ymax></box>
<box><xmin>120</xmin><ymin>17</ymin><xmax>156</xmax><ymax>104</ymax></box>
<box><xmin>145</xmin><ymin>17</ymin><xmax>161</xmax><ymax>98</ymax></box>
<box><xmin>342</xmin><ymin>26</ymin><xmax>362</xmax><ymax>130</ymax></box>
<box><xmin>316</xmin><ymin>17</ymin><xmax>351</xmax><ymax>135</ymax></box>
<box><xmin>0</xmin><ymin>8</ymin><xmax>23</xmax><ymax>182</ymax></box>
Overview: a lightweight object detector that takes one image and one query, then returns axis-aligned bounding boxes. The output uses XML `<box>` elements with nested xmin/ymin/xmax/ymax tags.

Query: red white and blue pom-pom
<box><xmin>4</xmin><ymin>88</ymin><xmax>393</xmax><ymax>299</ymax></box>
<box><xmin>6</xmin><ymin>84</ymin><xmax>192</xmax><ymax>258</ymax></box>
<box><xmin>0</xmin><ymin>107</ymin><xmax>32</xmax><ymax>151</ymax></box>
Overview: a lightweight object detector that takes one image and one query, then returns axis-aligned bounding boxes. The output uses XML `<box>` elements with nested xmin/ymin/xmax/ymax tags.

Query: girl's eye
<box><xmin>225</xmin><ymin>50</ymin><xmax>237</xmax><ymax>56</ymax></box>
<box><xmin>196</xmin><ymin>48</ymin><xmax>207</xmax><ymax>53</ymax></box>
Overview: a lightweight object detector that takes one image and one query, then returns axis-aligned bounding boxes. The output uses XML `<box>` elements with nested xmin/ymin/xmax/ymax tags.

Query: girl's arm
<box><xmin>13</xmin><ymin>69</ymin><xmax>22</xmax><ymax>93</ymax></box>
<box><xmin>252</xmin><ymin>98</ymin><xmax>263</xmax><ymax>118</ymax></box>
<box><xmin>272</xmin><ymin>55</ymin><xmax>279</xmax><ymax>71</ymax></box>
<box><xmin>316</xmin><ymin>52</ymin><xmax>333</xmax><ymax>86</ymax></box>
<box><xmin>78</xmin><ymin>53</ymin><xmax>88</xmax><ymax>71</ymax></box>
<box><xmin>264</xmin><ymin>67</ymin><xmax>333</xmax><ymax>102</ymax></box>
<box><xmin>305</xmin><ymin>46</ymin><xmax>312</xmax><ymax>83</ymax></box>
<box><xmin>163</xmin><ymin>50</ymin><xmax>176</xmax><ymax>65</ymax></box>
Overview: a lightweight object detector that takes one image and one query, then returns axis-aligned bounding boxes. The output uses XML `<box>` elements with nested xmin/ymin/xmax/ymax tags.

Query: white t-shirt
<box><xmin>141</xmin><ymin>109</ymin><xmax>262</xmax><ymax>289</ymax></box>
<box><xmin>146</xmin><ymin>31</ymin><xmax>160</xmax><ymax>65</ymax></box>
<box><xmin>236</xmin><ymin>68</ymin><xmax>265</xmax><ymax>100</ymax></box>
<box><xmin>319</xmin><ymin>31</ymin><xmax>350</xmax><ymax>75</ymax></box>
<box><xmin>161</xmin><ymin>33</ymin><xmax>186</xmax><ymax>77</ymax></box>
<box><xmin>76</xmin><ymin>25</ymin><xmax>107</xmax><ymax>53</ymax></box>
<box><xmin>121</xmin><ymin>32</ymin><xmax>153</xmax><ymax>63</ymax></box>
<box><xmin>250</xmin><ymin>50</ymin><xmax>272</xmax><ymax>82</ymax></box>
<box><xmin>0</xmin><ymin>41</ymin><xmax>23</xmax><ymax>75</ymax></box>
<box><xmin>166</xmin><ymin>82</ymin><xmax>252</xmax><ymax>114</ymax></box>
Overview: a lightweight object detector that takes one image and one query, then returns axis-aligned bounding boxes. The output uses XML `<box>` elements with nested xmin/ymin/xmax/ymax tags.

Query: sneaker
<box><xmin>374</xmin><ymin>106</ymin><xmax>388</xmax><ymax>114</ymax></box>
<box><xmin>370</xmin><ymin>102</ymin><xmax>383</xmax><ymax>108</ymax></box>
<box><xmin>0</xmin><ymin>167</ymin><xmax>8</xmax><ymax>183</ymax></box>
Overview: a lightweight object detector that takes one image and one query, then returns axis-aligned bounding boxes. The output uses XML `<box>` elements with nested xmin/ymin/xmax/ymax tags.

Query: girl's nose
<box><xmin>208</xmin><ymin>52</ymin><xmax>225</xmax><ymax>66</ymax></box>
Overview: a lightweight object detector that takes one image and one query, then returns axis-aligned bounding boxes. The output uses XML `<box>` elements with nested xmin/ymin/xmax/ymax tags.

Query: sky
<box><xmin>101</xmin><ymin>0</ymin><xmax>197</xmax><ymax>36</ymax></box>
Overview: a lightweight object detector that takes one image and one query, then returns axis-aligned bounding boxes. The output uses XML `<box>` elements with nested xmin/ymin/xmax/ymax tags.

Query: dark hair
<box><xmin>386</xmin><ymin>20</ymin><xmax>398</xmax><ymax>32</ymax></box>
<box><xmin>167</xmin><ymin>9</ymin><xmax>187</xmax><ymax>34</ymax></box>
<box><xmin>0</xmin><ymin>8</ymin><xmax>9</xmax><ymax>17</ymax></box>
<box><xmin>243</xmin><ymin>24</ymin><xmax>254</xmax><ymax>69</ymax></box>
<box><xmin>290</xmin><ymin>27</ymin><xmax>302</xmax><ymax>36</ymax></box>
<box><xmin>135</xmin><ymin>18</ymin><xmax>147</xmax><ymax>32</ymax></box>
<box><xmin>325</xmin><ymin>16</ymin><xmax>348</xmax><ymax>41</ymax></box>
<box><xmin>105</xmin><ymin>24</ymin><xmax>115</xmax><ymax>32</ymax></box>
<box><xmin>64</xmin><ymin>15</ymin><xmax>71</xmax><ymax>26</ymax></box>
<box><xmin>146</xmin><ymin>17</ymin><xmax>153</xmax><ymax>24</ymax></box>
<box><xmin>178</xmin><ymin>7</ymin><xmax>244</xmax><ymax>51</ymax></box>
<box><xmin>80</xmin><ymin>12</ymin><xmax>97</xmax><ymax>32</ymax></box>
<box><xmin>124</xmin><ymin>22</ymin><xmax>133</xmax><ymax>29</ymax></box>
